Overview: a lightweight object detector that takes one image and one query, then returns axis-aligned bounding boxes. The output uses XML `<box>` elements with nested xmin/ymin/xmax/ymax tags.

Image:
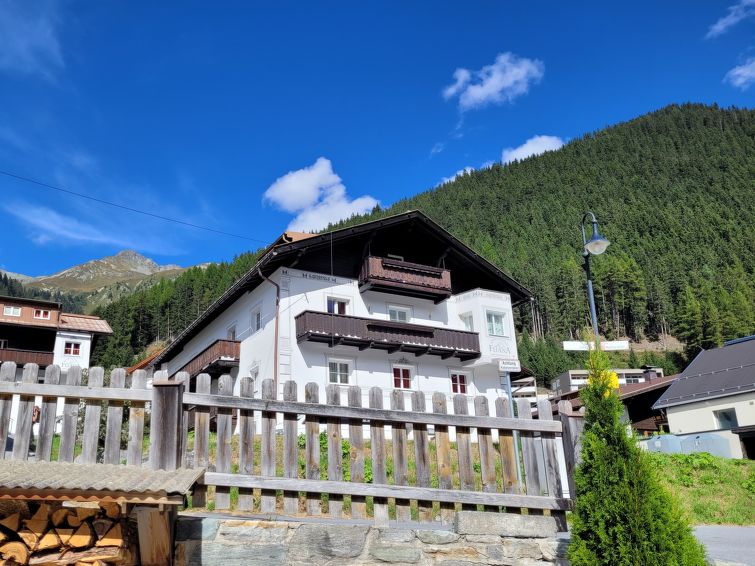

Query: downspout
<box><xmin>258</xmin><ymin>267</ymin><xmax>280</xmax><ymax>387</ymax></box>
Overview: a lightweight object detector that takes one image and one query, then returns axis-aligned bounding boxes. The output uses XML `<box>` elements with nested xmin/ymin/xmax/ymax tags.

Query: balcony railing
<box><xmin>0</xmin><ymin>348</ymin><xmax>54</xmax><ymax>366</ymax></box>
<box><xmin>359</xmin><ymin>256</ymin><xmax>452</xmax><ymax>302</ymax></box>
<box><xmin>177</xmin><ymin>339</ymin><xmax>240</xmax><ymax>377</ymax></box>
<box><xmin>295</xmin><ymin>310</ymin><xmax>480</xmax><ymax>361</ymax></box>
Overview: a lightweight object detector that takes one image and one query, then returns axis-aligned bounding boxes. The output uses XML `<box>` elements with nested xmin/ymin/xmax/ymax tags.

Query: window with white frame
<box><xmin>460</xmin><ymin>313</ymin><xmax>474</xmax><ymax>332</ymax></box>
<box><xmin>486</xmin><ymin>311</ymin><xmax>506</xmax><ymax>336</ymax></box>
<box><xmin>714</xmin><ymin>408</ymin><xmax>738</xmax><ymax>430</ymax></box>
<box><xmin>392</xmin><ymin>365</ymin><xmax>413</xmax><ymax>389</ymax></box>
<box><xmin>34</xmin><ymin>308</ymin><xmax>51</xmax><ymax>320</ymax></box>
<box><xmin>3</xmin><ymin>306</ymin><xmax>21</xmax><ymax>317</ymax></box>
<box><xmin>328</xmin><ymin>359</ymin><xmax>351</xmax><ymax>384</ymax></box>
<box><xmin>251</xmin><ymin>307</ymin><xmax>262</xmax><ymax>333</ymax></box>
<box><xmin>388</xmin><ymin>305</ymin><xmax>411</xmax><ymax>323</ymax></box>
<box><xmin>327</xmin><ymin>297</ymin><xmax>348</xmax><ymax>315</ymax></box>
<box><xmin>64</xmin><ymin>342</ymin><xmax>81</xmax><ymax>356</ymax></box>
<box><xmin>451</xmin><ymin>372</ymin><xmax>469</xmax><ymax>394</ymax></box>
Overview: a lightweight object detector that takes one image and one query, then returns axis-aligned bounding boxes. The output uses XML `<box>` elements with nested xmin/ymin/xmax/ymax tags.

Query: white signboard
<box><xmin>562</xmin><ymin>340</ymin><xmax>630</xmax><ymax>352</ymax></box>
<box><xmin>498</xmin><ymin>359</ymin><xmax>521</xmax><ymax>373</ymax></box>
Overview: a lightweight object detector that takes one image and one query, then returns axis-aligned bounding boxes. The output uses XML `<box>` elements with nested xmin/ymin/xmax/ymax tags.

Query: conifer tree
<box><xmin>569</xmin><ymin>343</ymin><xmax>707</xmax><ymax>566</ymax></box>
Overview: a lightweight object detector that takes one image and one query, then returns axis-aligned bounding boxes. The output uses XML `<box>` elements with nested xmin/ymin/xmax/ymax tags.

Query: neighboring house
<box><xmin>545</xmin><ymin>371</ymin><xmax>675</xmax><ymax>435</ymax></box>
<box><xmin>653</xmin><ymin>335</ymin><xmax>755</xmax><ymax>459</ymax></box>
<box><xmin>618</xmin><ymin>373</ymin><xmax>677</xmax><ymax>435</ymax></box>
<box><xmin>151</xmin><ymin>211</ymin><xmax>531</xmax><ymax>413</ymax></box>
<box><xmin>0</xmin><ymin>295</ymin><xmax>112</xmax><ymax>372</ymax></box>
<box><xmin>551</xmin><ymin>366</ymin><xmax>664</xmax><ymax>395</ymax></box>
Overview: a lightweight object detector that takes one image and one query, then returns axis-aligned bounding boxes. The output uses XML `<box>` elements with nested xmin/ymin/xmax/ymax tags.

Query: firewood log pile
<box><xmin>0</xmin><ymin>502</ymin><xmax>136</xmax><ymax>565</ymax></box>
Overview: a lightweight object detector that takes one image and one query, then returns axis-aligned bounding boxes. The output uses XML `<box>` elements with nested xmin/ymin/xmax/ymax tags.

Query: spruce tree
<box><xmin>569</xmin><ymin>344</ymin><xmax>707</xmax><ymax>566</ymax></box>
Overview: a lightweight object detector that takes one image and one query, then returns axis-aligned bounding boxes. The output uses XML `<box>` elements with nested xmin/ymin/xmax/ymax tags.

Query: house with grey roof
<box><xmin>653</xmin><ymin>335</ymin><xmax>755</xmax><ymax>459</ymax></box>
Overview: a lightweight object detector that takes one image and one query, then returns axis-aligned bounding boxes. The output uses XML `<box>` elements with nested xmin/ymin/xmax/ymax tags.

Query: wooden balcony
<box><xmin>178</xmin><ymin>339</ymin><xmax>240</xmax><ymax>377</ymax></box>
<box><xmin>295</xmin><ymin>310</ymin><xmax>480</xmax><ymax>361</ymax></box>
<box><xmin>359</xmin><ymin>256</ymin><xmax>452</xmax><ymax>303</ymax></box>
<box><xmin>0</xmin><ymin>348</ymin><xmax>54</xmax><ymax>367</ymax></box>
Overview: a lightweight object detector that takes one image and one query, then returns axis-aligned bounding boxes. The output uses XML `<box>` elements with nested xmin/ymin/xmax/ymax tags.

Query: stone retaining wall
<box><xmin>174</xmin><ymin>511</ymin><xmax>569</xmax><ymax>565</ymax></box>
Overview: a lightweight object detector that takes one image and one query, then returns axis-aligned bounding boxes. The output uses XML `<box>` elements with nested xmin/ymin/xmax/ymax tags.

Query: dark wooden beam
<box><xmin>414</xmin><ymin>347</ymin><xmax>431</xmax><ymax>357</ymax></box>
<box><xmin>440</xmin><ymin>350</ymin><xmax>457</xmax><ymax>360</ymax></box>
<box><xmin>359</xmin><ymin>341</ymin><xmax>374</xmax><ymax>351</ymax></box>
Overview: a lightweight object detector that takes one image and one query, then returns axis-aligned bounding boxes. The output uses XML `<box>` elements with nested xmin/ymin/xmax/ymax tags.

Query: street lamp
<box><xmin>581</xmin><ymin>212</ymin><xmax>610</xmax><ymax>338</ymax></box>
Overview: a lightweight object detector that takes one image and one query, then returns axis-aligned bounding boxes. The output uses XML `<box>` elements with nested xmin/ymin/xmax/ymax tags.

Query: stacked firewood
<box><xmin>0</xmin><ymin>502</ymin><xmax>136</xmax><ymax>565</ymax></box>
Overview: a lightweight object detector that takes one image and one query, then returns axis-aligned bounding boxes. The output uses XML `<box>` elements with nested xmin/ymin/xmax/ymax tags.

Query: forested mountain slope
<box><xmin>91</xmin><ymin>104</ymin><xmax>755</xmax><ymax>368</ymax></box>
<box><xmin>335</xmin><ymin>103</ymin><xmax>755</xmax><ymax>352</ymax></box>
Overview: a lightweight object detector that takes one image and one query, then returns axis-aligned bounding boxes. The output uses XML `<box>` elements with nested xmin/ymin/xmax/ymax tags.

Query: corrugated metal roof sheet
<box><xmin>653</xmin><ymin>338</ymin><xmax>755</xmax><ymax>409</ymax></box>
<box><xmin>59</xmin><ymin>313</ymin><xmax>113</xmax><ymax>335</ymax></box>
<box><xmin>0</xmin><ymin>461</ymin><xmax>202</xmax><ymax>496</ymax></box>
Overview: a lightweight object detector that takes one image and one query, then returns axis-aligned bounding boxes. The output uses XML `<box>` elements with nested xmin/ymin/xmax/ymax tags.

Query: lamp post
<box><xmin>581</xmin><ymin>212</ymin><xmax>610</xmax><ymax>338</ymax></box>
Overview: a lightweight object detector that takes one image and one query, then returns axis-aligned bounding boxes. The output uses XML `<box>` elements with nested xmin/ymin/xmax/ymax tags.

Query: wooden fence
<box><xmin>0</xmin><ymin>362</ymin><xmax>583</xmax><ymax>528</ymax></box>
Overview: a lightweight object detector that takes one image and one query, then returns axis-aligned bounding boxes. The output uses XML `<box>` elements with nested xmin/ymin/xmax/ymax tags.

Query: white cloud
<box><xmin>0</xmin><ymin>1</ymin><xmax>64</xmax><ymax>80</ymax></box>
<box><xmin>442</xmin><ymin>52</ymin><xmax>544</xmax><ymax>112</ymax></box>
<box><xmin>502</xmin><ymin>135</ymin><xmax>564</xmax><ymax>164</ymax></box>
<box><xmin>439</xmin><ymin>166</ymin><xmax>475</xmax><ymax>186</ymax></box>
<box><xmin>706</xmin><ymin>0</ymin><xmax>755</xmax><ymax>38</ymax></box>
<box><xmin>263</xmin><ymin>157</ymin><xmax>378</xmax><ymax>232</ymax></box>
<box><xmin>5</xmin><ymin>202</ymin><xmax>182</xmax><ymax>255</ymax></box>
<box><xmin>724</xmin><ymin>57</ymin><xmax>755</xmax><ymax>89</ymax></box>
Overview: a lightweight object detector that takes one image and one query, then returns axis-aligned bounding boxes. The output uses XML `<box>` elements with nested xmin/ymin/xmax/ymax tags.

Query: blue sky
<box><xmin>1</xmin><ymin>1</ymin><xmax>753</xmax><ymax>276</ymax></box>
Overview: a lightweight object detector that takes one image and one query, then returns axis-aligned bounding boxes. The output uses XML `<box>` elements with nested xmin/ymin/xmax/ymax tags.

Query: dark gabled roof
<box><xmin>653</xmin><ymin>336</ymin><xmax>755</xmax><ymax>409</ymax></box>
<box><xmin>152</xmin><ymin>210</ymin><xmax>532</xmax><ymax>367</ymax></box>
<box><xmin>619</xmin><ymin>373</ymin><xmax>677</xmax><ymax>400</ymax></box>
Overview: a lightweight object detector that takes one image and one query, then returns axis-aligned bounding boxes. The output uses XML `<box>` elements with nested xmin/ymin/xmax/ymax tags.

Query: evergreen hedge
<box><xmin>568</xmin><ymin>346</ymin><xmax>707</xmax><ymax>565</ymax></box>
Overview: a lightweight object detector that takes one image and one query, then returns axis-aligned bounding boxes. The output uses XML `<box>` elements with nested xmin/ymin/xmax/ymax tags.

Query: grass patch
<box><xmin>649</xmin><ymin>452</ymin><xmax>755</xmax><ymax>525</ymax></box>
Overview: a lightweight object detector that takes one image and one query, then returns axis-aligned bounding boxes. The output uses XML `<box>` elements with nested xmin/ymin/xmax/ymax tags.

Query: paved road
<box><xmin>695</xmin><ymin>526</ymin><xmax>755</xmax><ymax>565</ymax></box>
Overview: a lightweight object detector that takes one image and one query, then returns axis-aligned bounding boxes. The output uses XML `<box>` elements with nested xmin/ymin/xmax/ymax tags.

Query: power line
<box><xmin>0</xmin><ymin>169</ymin><xmax>270</xmax><ymax>245</ymax></box>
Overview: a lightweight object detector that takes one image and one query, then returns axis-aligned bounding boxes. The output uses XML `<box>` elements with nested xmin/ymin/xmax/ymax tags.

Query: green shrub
<box><xmin>568</xmin><ymin>344</ymin><xmax>707</xmax><ymax>566</ymax></box>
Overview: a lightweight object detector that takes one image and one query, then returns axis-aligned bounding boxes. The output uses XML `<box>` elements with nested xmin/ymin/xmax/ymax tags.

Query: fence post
<box><xmin>150</xmin><ymin>371</ymin><xmax>185</xmax><ymax>471</ymax></box>
<box><xmin>558</xmin><ymin>400</ymin><xmax>583</xmax><ymax>499</ymax></box>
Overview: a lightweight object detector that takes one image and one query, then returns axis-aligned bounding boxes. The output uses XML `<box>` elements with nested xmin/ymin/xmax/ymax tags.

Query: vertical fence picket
<box><xmin>176</xmin><ymin>371</ymin><xmax>190</xmax><ymax>468</ymax></box>
<box><xmin>126</xmin><ymin>370</ymin><xmax>147</xmax><ymax>467</ymax></box>
<box><xmin>81</xmin><ymin>367</ymin><xmax>105</xmax><ymax>464</ymax></box>
<box><xmin>453</xmin><ymin>394</ymin><xmax>476</xmax><ymax>511</ymax></box>
<box><xmin>495</xmin><ymin>398</ymin><xmax>520</xmax><ymax>497</ymax></box>
<box><xmin>261</xmin><ymin>378</ymin><xmax>277</xmax><ymax>513</ymax></box>
<box><xmin>0</xmin><ymin>362</ymin><xmax>16</xmax><ymax>460</ymax></box>
<box><xmin>305</xmin><ymin>382</ymin><xmax>321</xmax><ymax>515</ymax></box>
<box><xmin>369</xmin><ymin>387</ymin><xmax>388</xmax><ymax>525</ymax></box>
<box><xmin>283</xmin><ymin>381</ymin><xmax>299</xmax><ymax>514</ymax></box>
<box><xmin>214</xmin><ymin>374</ymin><xmax>233</xmax><ymax>510</ymax></box>
<box><xmin>103</xmin><ymin>368</ymin><xmax>125</xmax><ymax>465</ymax></box>
<box><xmin>13</xmin><ymin>363</ymin><xmax>39</xmax><ymax>461</ymax></box>
<box><xmin>517</xmin><ymin>398</ymin><xmax>543</xmax><ymax>514</ymax></box>
<box><xmin>192</xmin><ymin>373</ymin><xmax>211</xmax><ymax>508</ymax></box>
<box><xmin>391</xmin><ymin>389</ymin><xmax>410</xmax><ymax>522</ymax></box>
<box><xmin>347</xmin><ymin>386</ymin><xmax>366</xmax><ymax>519</ymax></box>
<box><xmin>59</xmin><ymin>366</ymin><xmax>81</xmax><ymax>463</ymax></box>
<box><xmin>238</xmin><ymin>376</ymin><xmax>255</xmax><ymax>512</ymax></box>
<box><xmin>325</xmin><ymin>384</ymin><xmax>343</xmax><ymax>518</ymax></box>
<box><xmin>474</xmin><ymin>396</ymin><xmax>497</xmax><ymax>511</ymax></box>
<box><xmin>411</xmin><ymin>391</ymin><xmax>432</xmax><ymax>522</ymax></box>
<box><xmin>558</xmin><ymin>400</ymin><xmax>582</xmax><ymax>499</ymax></box>
<box><xmin>537</xmin><ymin>398</ymin><xmax>566</xmax><ymax>530</ymax></box>
<box><xmin>36</xmin><ymin>365</ymin><xmax>61</xmax><ymax>461</ymax></box>
<box><xmin>432</xmin><ymin>393</ymin><xmax>454</xmax><ymax>523</ymax></box>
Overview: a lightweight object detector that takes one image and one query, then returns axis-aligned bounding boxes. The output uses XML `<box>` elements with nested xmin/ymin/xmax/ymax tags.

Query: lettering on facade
<box><xmin>281</xmin><ymin>268</ymin><xmax>340</xmax><ymax>284</ymax></box>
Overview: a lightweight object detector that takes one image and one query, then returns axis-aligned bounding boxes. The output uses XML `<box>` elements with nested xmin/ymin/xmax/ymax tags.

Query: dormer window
<box><xmin>34</xmin><ymin>309</ymin><xmax>51</xmax><ymax>320</ymax></box>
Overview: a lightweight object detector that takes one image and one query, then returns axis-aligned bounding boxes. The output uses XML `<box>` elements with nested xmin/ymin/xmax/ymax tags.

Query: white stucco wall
<box><xmin>666</xmin><ymin>390</ymin><xmax>755</xmax><ymax>459</ymax></box>
<box><xmin>53</xmin><ymin>331</ymin><xmax>93</xmax><ymax>370</ymax></box>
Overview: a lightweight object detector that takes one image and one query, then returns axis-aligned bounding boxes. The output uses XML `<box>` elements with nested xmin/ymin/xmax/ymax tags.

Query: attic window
<box><xmin>34</xmin><ymin>309</ymin><xmax>51</xmax><ymax>320</ymax></box>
